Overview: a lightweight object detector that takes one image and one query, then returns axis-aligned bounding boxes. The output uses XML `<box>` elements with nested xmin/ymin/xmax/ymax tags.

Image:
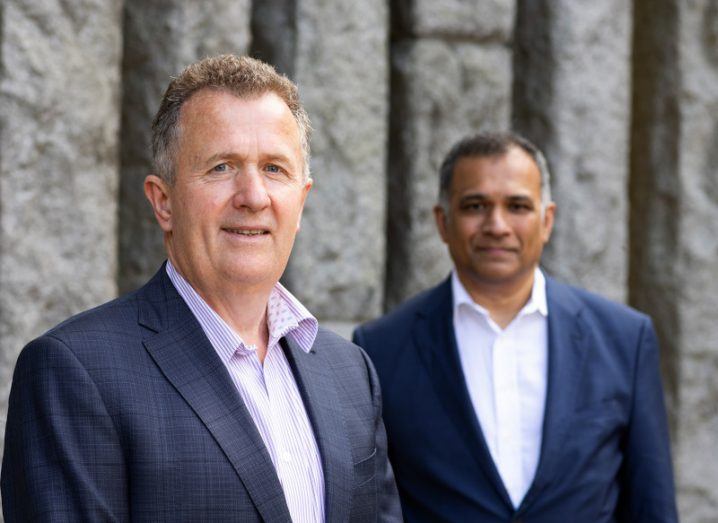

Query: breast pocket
<box><xmin>353</xmin><ymin>447</ymin><xmax>377</xmax><ymax>487</ymax></box>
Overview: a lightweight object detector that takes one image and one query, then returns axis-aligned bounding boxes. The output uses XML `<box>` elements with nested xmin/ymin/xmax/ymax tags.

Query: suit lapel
<box><xmin>521</xmin><ymin>278</ymin><xmax>589</xmax><ymax>508</ymax></box>
<box><xmin>138</xmin><ymin>268</ymin><xmax>292</xmax><ymax>523</ymax></box>
<box><xmin>413</xmin><ymin>279</ymin><xmax>514</xmax><ymax>509</ymax></box>
<box><xmin>282</xmin><ymin>334</ymin><xmax>353</xmax><ymax>523</ymax></box>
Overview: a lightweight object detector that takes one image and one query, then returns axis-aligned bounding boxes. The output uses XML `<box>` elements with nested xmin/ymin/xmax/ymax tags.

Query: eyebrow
<box><xmin>193</xmin><ymin>151</ymin><xmax>297</xmax><ymax>170</ymax></box>
<box><xmin>191</xmin><ymin>151</ymin><xmax>233</xmax><ymax>170</ymax></box>
<box><xmin>458</xmin><ymin>193</ymin><xmax>535</xmax><ymax>204</ymax></box>
<box><xmin>505</xmin><ymin>195</ymin><xmax>534</xmax><ymax>204</ymax></box>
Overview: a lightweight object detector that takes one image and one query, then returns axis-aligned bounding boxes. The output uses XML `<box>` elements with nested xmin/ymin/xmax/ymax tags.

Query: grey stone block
<box><xmin>631</xmin><ymin>0</ymin><xmax>718</xmax><ymax>519</ymax></box>
<box><xmin>394</xmin><ymin>0</ymin><xmax>515</xmax><ymax>42</ymax></box>
<box><xmin>281</xmin><ymin>0</ymin><xmax>390</xmax><ymax>322</ymax></box>
<box><xmin>118</xmin><ymin>0</ymin><xmax>251</xmax><ymax>293</ymax></box>
<box><xmin>672</xmin><ymin>2</ymin><xmax>718</xmax><ymax>519</ymax></box>
<box><xmin>514</xmin><ymin>0</ymin><xmax>632</xmax><ymax>303</ymax></box>
<box><xmin>0</xmin><ymin>0</ymin><xmax>123</xmax><ymax>453</ymax></box>
<box><xmin>385</xmin><ymin>39</ymin><xmax>512</xmax><ymax>309</ymax></box>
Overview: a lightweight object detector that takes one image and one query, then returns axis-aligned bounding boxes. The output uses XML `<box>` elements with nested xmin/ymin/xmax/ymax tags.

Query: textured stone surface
<box><xmin>629</xmin><ymin>0</ymin><xmax>681</xmax><ymax>422</ymax></box>
<box><xmin>118</xmin><ymin>0</ymin><xmax>251</xmax><ymax>293</ymax></box>
<box><xmin>631</xmin><ymin>0</ymin><xmax>718</xmax><ymax>520</ymax></box>
<box><xmin>281</xmin><ymin>0</ymin><xmax>390</xmax><ymax>322</ymax></box>
<box><xmin>250</xmin><ymin>0</ymin><xmax>296</xmax><ymax>77</ymax></box>
<box><xmin>514</xmin><ymin>0</ymin><xmax>631</xmax><ymax>302</ymax></box>
<box><xmin>385</xmin><ymin>39</ymin><xmax>512</xmax><ymax>308</ymax></box>
<box><xmin>672</xmin><ymin>1</ymin><xmax>718</xmax><ymax>519</ymax></box>
<box><xmin>393</xmin><ymin>0</ymin><xmax>515</xmax><ymax>41</ymax></box>
<box><xmin>0</xmin><ymin>0</ymin><xmax>122</xmax><ymax>454</ymax></box>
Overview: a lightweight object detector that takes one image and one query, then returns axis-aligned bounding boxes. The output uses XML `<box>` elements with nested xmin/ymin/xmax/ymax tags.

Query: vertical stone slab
<box><xmin>118</xmin><ymin>0</ymin><xmax>251</xmax><ymax>293</ymax></box>
<box><xmin>632</xmin><ymin>0</ymin><xmax>718</xmax><ymax>519</ymax></box>
<box><xmin>385</xmin><ymin>0</ymin><xmax>514</xmax><ymax>309</ymax></box>
<box><xmin>513</xmin><ymin>0</ymin><xmax>631</xmax><ymax>302</ymax></box>
<box><xmin>277</xmin><ymin>0</ymin><xmax>390</xmax><ymax>324</ymax></box>
<box><xmin>0</xmin><ymin>0</ymin><xmax>122</xmax><ymax>450</ymax></box>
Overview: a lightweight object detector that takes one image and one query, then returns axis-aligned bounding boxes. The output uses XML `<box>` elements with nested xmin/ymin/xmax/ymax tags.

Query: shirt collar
<box><xmin>165</xmin><ymin>260</ymin><xmax>318</xmax><ymax>362</ymax></box>
<box><xmin>451</xmin><ymin>267</ymin><xmax>548</xmax><ymax>320</ymax></box>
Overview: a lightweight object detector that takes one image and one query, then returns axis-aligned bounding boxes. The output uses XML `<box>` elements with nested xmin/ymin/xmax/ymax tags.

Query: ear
<box><xmin>144</xmin><ymin>174</ymin><xmax>173</xmax><ymax>233</ymax></box>
<box><xmin>295</xmin><ymin>177</ymin><xmax>314</xmax><ymax>231</ymax></box>
<box><xmin>434</xmin><ymin>204</ymin><xmax>449</xmax><ymax>244</ymax></box>
<box><xmin>541</xmin><ymin>202</ymin><xmax>556</xmax><ymax>243</ymax></box>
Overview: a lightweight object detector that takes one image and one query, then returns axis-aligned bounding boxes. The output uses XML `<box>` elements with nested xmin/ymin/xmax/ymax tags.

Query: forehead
<box><xmin>450</xmin><ymin>147</ymin><xmax>542</xmax><ymax>197</ymax></box>
<box><xmin>179</xmin><ymin>89</ymin><xmax>299</xmax><ymax>141</ymax></box>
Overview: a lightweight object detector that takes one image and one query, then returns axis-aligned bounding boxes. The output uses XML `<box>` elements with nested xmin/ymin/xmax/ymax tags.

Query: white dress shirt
<box><xmin>167</xmin><ymin>261</ymin><xmax>324</xmax><ymax>523</ymax></box>
<box><xmin>452</xmin><ymin>268</ymin><xmax>548</xmax><ymax>508</ymax></box>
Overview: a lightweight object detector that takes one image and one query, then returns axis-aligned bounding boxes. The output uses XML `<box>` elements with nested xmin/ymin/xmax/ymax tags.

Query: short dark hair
<box><xmin>438</xmin><ymin>131</ymin><xmax>552</xmax><ymax>208</ymax></box>
<box><xmin>152</xmin><ymin>54</ymin><xmax>311</xmax><ymax>184</ymax></box>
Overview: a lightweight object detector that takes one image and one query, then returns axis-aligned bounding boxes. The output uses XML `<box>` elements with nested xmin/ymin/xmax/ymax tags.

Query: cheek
<box><xmin>456</xmin><ymin>219</ymin><xmax>481</xmax><ymax>242</ymax></box>
<box><xmin>174</xmin><ymin>197</ymin><xmax>218</xmax><ymax>236</ymax></box>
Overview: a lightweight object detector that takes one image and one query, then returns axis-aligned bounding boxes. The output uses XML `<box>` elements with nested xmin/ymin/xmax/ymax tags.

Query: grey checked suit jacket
<box><xmin>2</xmin><ymin>264</ymin><xmax>402</xmax><ymax>522</ymax></box>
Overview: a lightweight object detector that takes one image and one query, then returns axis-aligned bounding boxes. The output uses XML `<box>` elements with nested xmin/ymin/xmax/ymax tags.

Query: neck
<box><xmin>458</xmin><ymin>269</ymin><xmax>537</xmax><ymax>329</ymax></box>
<box><xmin>199</xmin><ymin>282</ymin><xmax>273</xmax><ymax>362</ymax></box>
<box><xmin>168</xmin><ymin>257</ymin><xmax>274</xmax><ymax>362</ymax></box>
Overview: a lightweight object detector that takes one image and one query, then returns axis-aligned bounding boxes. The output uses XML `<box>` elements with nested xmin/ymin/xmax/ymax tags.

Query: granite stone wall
<box><xmin>631</xmin><ymin>0</ymin><xmax>718</xmax><ymax>519</ymax></box>
<box><xmin>514</xmin><ymin>0</ymin><xmax>632</xmax><ymax>303</ymax></box>
<box><xmin>385</xmin><ymin>0</ymin><xmax>515</xmax><ymax>309</ymax></box>
<box><xmin>0</xmin><ymin>0</ymin><xmax>716</xmax><ymax>519</ymax></box>
<box><xmin>0</xmin><ymin>0</ymin><xmax>123</xmax><ymax>456</ymax></box>
<box><xmin>283</xmin><ymin>0</ymin><xmax>390</xmax><ymax>325</ymax></box>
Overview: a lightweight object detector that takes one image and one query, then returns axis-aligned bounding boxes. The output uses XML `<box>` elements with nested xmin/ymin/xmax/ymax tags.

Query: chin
<box><xmin>221</xmin><ymin>262</ymin><xmax>282</xmax><ymax>286</ymax></box>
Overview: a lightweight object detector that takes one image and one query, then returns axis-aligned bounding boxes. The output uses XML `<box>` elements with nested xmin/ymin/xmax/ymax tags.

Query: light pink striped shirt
<box><xmin>166</xmin><ymin>261</ymin><xmax>324</xmax><ymax>523</ymax></box>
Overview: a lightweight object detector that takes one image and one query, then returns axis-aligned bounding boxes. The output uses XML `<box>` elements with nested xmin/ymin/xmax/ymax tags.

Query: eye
<box><xmin>508</xmin><ymin>202</ymin><xmax>532</xmax><ymax>212</ymax></box>
<box><xmin>265</xmin><ymin>163</ymin><xmax>282</xmax><ymax>174</ymax></box>
<box><xmin>463</xmin><ymin>202</ymin><xmax>488</xmax><ymax>212</ymax></box>
<box><xmin>211</xmin><ymin>163</ymin><xmax>228</xmax><ymax>173</ymax></box>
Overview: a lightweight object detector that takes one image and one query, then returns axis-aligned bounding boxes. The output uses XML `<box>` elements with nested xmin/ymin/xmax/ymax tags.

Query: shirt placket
<box><xmin>492</xmin><ymin>328</ymin><xmax>523</xmax><ymax>507</ymax></box>
<box><xmin>263</xmin><ymin>343</ymin><xmax>322</xmax><ymax>523</ymax></box>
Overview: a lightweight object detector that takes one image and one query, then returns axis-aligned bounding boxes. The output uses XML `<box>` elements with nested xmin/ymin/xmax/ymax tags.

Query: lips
<box><xmin>222</xmin><ymin>227</ymin><xmax>270</xmax><ymax>236</ymax></box>
<box><xmin>476</xmin><ymin>246</ymin><xmax>518</xmax><ymax>255</ymax></box>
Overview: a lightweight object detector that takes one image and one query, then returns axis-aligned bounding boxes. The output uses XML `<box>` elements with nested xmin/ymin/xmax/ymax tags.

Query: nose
<box><xmin>482</xmin><ymin>207</ymin><xmax>511</xmax><ymax>236</ymax></box>
<box><xmin>232</xmin><ymin>168</ymin><xmax>271</xmax><ymax>211</ymax></box>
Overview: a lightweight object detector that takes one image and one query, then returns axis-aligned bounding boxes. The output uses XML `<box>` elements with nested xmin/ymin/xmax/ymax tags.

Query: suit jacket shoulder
<box><xmin>547</xmin><ymin>277</ymin><xmax>649</xmax><ymax>325</ymax></box>
<box><xmin>354</xmin><ymin>279</ymin><xmax>451</xmax><ymax>367</ymax></box>
<box><xmin>545</xmin><ymin>277</ymin><xmax>655</xmax><ymax>366</ymax></box>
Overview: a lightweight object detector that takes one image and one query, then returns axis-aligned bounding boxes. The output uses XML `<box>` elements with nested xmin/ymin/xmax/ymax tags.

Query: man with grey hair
<box><xmin>354</xmin><ymin>132</ymin><xmax>677</xmax><ymax>521</ymax></box>
<box><xmin>2</xmin><ymin>54</ymin><xmax>401</xmax><ymax>522</ymax></box>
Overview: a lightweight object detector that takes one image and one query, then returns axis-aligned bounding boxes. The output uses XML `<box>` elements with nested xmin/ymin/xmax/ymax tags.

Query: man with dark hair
<box><xmin>353</xmin><ymin>132</ymin><xmax>677</xmax><ymax>521</ymax></box>
<box><xmin>2</xmin><ymin>54</ymin><xmax>401</xmax><ymax>522</ymax></box>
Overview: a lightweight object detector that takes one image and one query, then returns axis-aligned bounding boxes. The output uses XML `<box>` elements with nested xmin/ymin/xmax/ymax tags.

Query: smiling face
<box><xmin>144</xmin><ymin>89</ymin><xmax>312</xmax><ymax>296</ymax></box>
<box><xmin>434</xmin><ymin>146</ymin><xmax>555</xmax><ymax>294</ymax></box>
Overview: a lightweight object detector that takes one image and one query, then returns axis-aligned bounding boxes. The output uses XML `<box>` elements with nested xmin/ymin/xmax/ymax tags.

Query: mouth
<box><xmin>222</xmin><ymin>227</ymin><xmax>270</xmax><ymax>237</ymax></box>
<box><xmin>476</xmin><ymin>246</ymin><xmax>517</xmax><ymax>255</ymax></box>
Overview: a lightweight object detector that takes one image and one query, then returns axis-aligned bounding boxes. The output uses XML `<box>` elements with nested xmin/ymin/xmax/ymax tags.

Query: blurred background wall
<box><xmin>1</xmin><ymin>0</ymin><xmax>716</xmax><ymax>520</ymax></box>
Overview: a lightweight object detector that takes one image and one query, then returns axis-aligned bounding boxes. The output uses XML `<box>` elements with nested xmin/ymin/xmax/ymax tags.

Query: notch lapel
<box><xmin>282</xmin><ymin>334</ymin><xmax>353</xmax><ymax>523</ymax></box>
<box><xmin>520</xmin><ymin>278</ymin><xmax>589</xmax><ymax>508</ymax></box>
<box><xmin>139</xmin><ymin>269</ymin><xmax>292</xmax><ymax>523</ymax></box>
<box><xmin>413</xmin><ymin>280</ymin><xmax>514</xmax><ymax>509</ymax></box>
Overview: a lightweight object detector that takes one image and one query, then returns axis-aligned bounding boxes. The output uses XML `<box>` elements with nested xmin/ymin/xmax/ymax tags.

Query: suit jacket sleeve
<box><xmin>359</xmin><ymin>345</ymin><xmax>403</xmax><ymax>522</ymax></box>
<box><xmin>1</xmin><ymin>336</ymin><xmax>128</xmax><ymax>522</ymax></box>
<box><xmin>617</xmin><ymin>319</ymin><xmax>678</xmax><ymax>522</ymax></box>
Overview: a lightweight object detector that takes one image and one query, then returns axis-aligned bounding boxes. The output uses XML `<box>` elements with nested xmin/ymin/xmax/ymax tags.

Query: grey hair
<box><xmin>438</xmin><ymin>131</ymin><xmax>552</xmax><ymax>211</ymax></box>
<box><xmin>151</xmin><ymin>54</ymin><xmax>312</xmax><ymax>184</ymax></box>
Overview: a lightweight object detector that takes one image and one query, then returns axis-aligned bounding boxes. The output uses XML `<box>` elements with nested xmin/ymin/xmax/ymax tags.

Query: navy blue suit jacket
<box><xmin>353</xmin><ymin>276</ymin><xmax>677</xmax><ymax>522</ymax></box>
<box><xmin>2</xmin><ymin>266</ymin><xmax>401</xmax><ymax>522</ymax></box>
